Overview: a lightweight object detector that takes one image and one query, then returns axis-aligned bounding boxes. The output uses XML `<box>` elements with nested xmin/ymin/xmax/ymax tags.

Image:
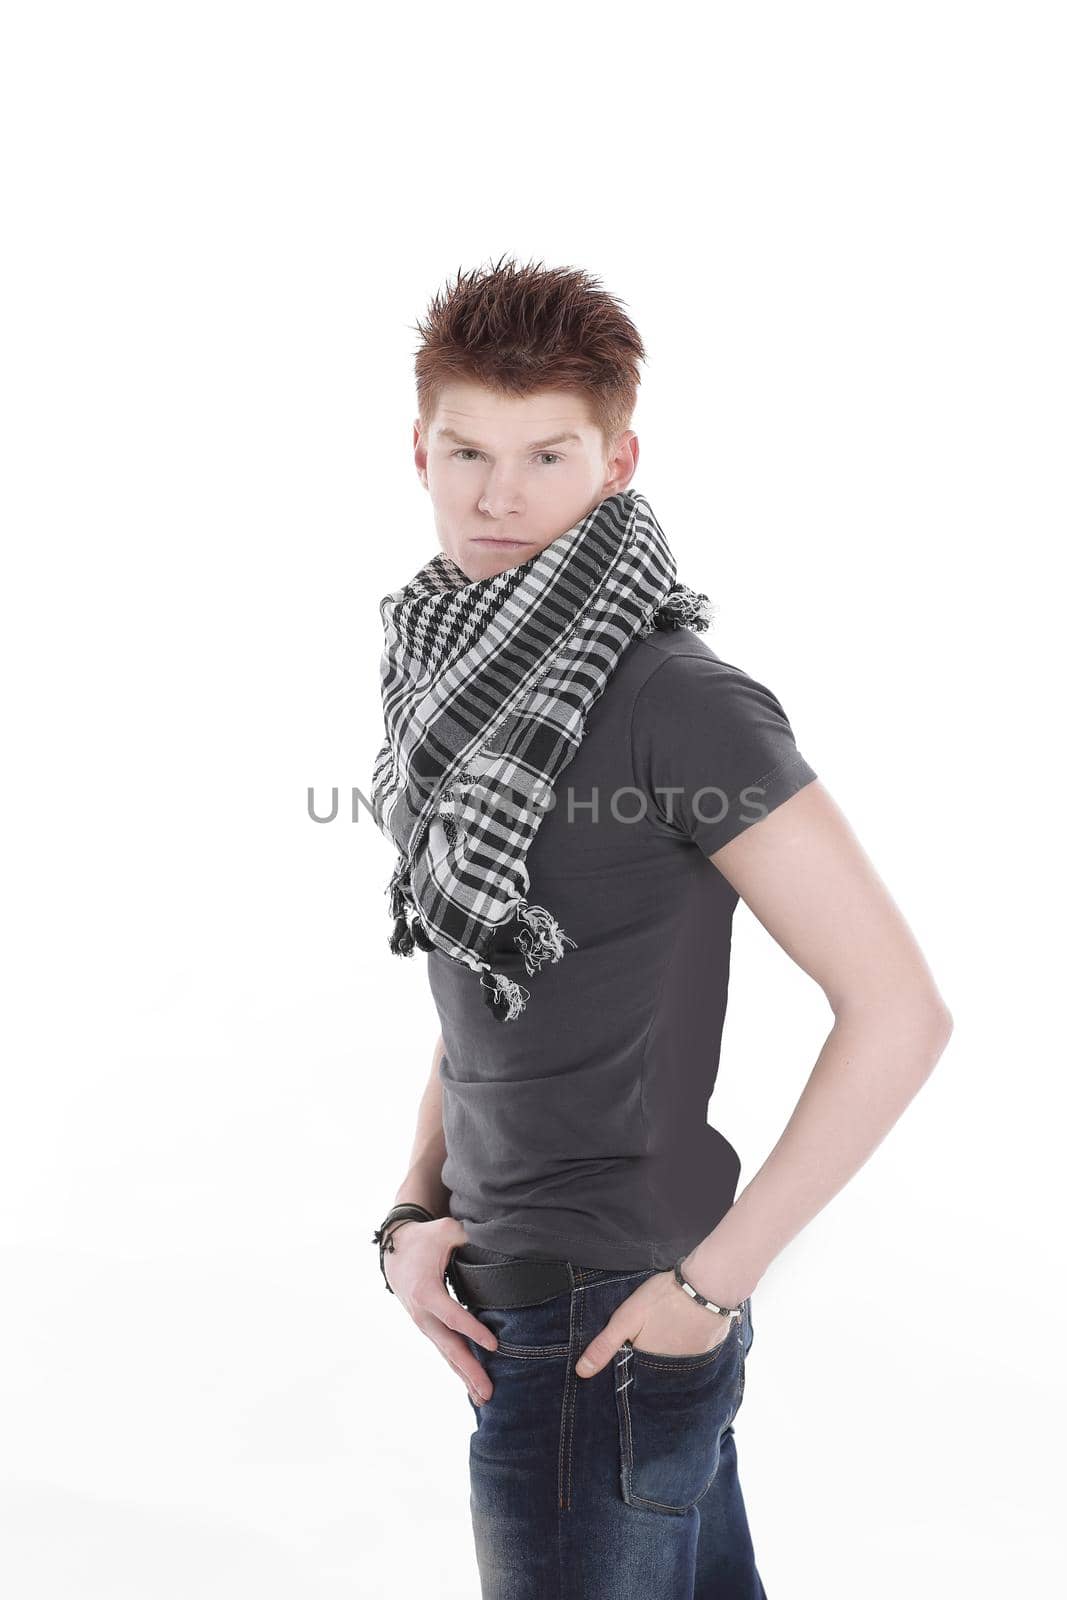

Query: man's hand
<box><xmin>383</xmin><ymin>1217</ymin><xmax>499</xmax><ymax>1404</ymax></box>
<box><xmin>574</xmin><ymin>1269</ymin><xmax>734</xmax><ymax>1377</ymax></box>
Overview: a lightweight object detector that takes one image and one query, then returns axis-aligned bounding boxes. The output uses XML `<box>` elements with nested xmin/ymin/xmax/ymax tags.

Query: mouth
<box><xmin>470</xmin><ymin>538</ymin><xmax>532</xmax><ymax>549</ymax></box>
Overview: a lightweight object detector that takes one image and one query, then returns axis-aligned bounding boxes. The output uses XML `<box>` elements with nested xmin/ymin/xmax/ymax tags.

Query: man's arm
<box><xmin>392</xmin><ymin>1033</ymin><xmax>452</xmax><ymax>1220</ymax></box>
<box><xmin>684</xmin><ymin>777</ymin><xmax>954</xmax><ymax>1307</ymax></box>
<box><xmin>382</xmin><ymin>1038</ymin><xmax>499</xmax><ymax>1400</ymax></box>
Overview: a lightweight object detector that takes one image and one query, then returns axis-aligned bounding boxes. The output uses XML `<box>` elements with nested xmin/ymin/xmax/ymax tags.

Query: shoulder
<box><xmin>629</xmin><ymin>628</ymin><xmax>792</xmax><ymax>721</ymax></box>
<box><xmin>627</xmin><ymin>629</ymin><xmax>817</xmax><ymax>852</ymax></box>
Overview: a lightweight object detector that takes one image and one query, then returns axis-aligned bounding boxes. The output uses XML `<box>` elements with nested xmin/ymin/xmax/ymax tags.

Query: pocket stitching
<box><xmin>490</xmin><ymin>1339</ymin><xmax>570</xmax><ymax>1359</ymax></box>
<box><xmin>629</xmin><ymin>1327</ymin><xmax>734</xmax><ymax>1370</ymax></box>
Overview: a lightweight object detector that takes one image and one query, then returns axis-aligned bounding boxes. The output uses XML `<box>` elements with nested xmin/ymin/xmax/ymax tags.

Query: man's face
<box><xmin>413</xmin><ymin>381</ymin><xmax>639</xmax><ymax>580</ymax></box>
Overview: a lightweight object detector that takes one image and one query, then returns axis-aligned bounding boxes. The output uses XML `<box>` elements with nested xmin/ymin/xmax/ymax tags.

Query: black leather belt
<box><xmin>445</xmin><ymin>1249</ymin><xmax>575</xmax><ymax>1310</ymax></box>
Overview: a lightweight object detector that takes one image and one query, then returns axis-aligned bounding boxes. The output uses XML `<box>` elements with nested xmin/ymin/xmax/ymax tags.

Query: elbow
<box><xmin>929</xmin><ymin>999</ymin><xmax>954</xmax><ymax>1055</ymax></box>
<box><xmin>919</xmin><ymin>1001</ymin><xmax>954</xmax><ymax>1082</ymax></box>
<box><xmin>829</xmin><ymin>990</ymin><xmax>954</xmax><ymax>1085</ymax></box>
<box><xmin>916</xmin><ymin>982</ymin><xmax>954</xmax><ymax>1046</ymax></box>
<box><xmin>933</xmin><ymin>1000</ymin><xmax>954</xmax><ymax>1041</ymax></box>
<box><xmin>829</xmin><ymin>987</ymin><xmax>955</xmax><ymax>1049</ymax></box>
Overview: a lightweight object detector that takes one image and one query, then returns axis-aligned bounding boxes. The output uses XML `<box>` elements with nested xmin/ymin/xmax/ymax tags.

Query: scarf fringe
<box><xmin>387</xmin><ymin>869</ymin><xmax>418</xmax><ymax>956</ymax></box>
<box><xmin>480</xmin><ymin>967</ymin><xmax>531</xmax><ymax>1022</ymax></box>
<box><xmin>387</xmin><ymin>871</ymin><xmax>437</xmax><ymax>957</ymax></box>
<box><xmin>479</xmin><ymin>899</ymin><xmax>577</xmax><ymax>1023</ymax></box>
<box><xmin>387</xmin><ymin>891</ymin><xmax>577</xmax><ymax>1005</ymax></box>
<box><xmin>389</xmin><ymin>913</ymin><xmax>435</xmax><ymax>956</ymax></box>
<box><xmin>384</xmin><ymin>883</ymin><xmax>578</xmax><ymax>1023</ymax></box>
<box><xmin>514</xmin><ymin>900</ymin><xmax>578</xmax><ymax>973</ymax></box>
<box><xmin>648</xmin><ymin>582</ymin><xmax>713</xmax><ymax>634</ymax></box>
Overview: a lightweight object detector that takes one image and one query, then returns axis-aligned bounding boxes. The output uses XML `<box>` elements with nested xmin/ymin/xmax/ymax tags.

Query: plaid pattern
<box><xmin>370</xmin><ymin>489</ymin><xmax>711</xmax><ymax>1021</ymax></box>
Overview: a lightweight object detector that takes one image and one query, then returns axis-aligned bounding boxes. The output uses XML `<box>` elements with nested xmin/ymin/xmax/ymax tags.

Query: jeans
<box><xmin>451</xmin><ymin>1245</ymin><xmax>766</xmax><ymax>1600</ymax></box>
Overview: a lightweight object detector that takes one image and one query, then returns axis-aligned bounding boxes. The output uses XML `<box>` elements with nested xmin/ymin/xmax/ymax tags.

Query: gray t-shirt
<box><xmin>428</xmin><ymin>626</ymin><xmax>817</xmax><ymax>1270</ymax></box>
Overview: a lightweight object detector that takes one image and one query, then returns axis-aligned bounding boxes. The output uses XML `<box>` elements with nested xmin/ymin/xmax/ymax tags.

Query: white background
<box><xmin>2</xmin><ymin>2</ymin><xmax>1063</xmax><ymax>1595</ymax></box>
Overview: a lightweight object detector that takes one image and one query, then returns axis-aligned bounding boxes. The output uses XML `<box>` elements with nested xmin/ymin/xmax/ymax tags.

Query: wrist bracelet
<box><xmin>672</xmin><ymin>1255</ymin><xmax>743</xmax><ymax>1321</ymax></box>
<box><xmin>372</xmin><ymin>1202</ymin><xmax>438</xmax><ymax>1294</ymax></box>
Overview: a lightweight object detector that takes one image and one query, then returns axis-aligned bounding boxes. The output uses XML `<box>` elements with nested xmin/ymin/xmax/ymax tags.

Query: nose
<box><xmin>478</xmin><ymin>473</ymin><xmax>525</xmax><ymax>519</ymax></box>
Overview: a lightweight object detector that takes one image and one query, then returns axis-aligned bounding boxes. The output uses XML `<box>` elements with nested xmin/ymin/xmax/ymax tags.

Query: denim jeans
<box><xmin>452</xmin><ymin>1245</ymin><xmax>766</xmax><ymax>1600</ymax></box>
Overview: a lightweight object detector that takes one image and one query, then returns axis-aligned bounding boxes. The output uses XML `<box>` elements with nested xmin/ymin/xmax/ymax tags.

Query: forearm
<box><xmin>392</xmin><ymin>1034</ymin><xmax>452</xmax><ymax>1219</ymax></box>
<box><xmin>685</xmin><ymin>996</ymin><xmax>954</xmax><ymax>1305</ymax></box>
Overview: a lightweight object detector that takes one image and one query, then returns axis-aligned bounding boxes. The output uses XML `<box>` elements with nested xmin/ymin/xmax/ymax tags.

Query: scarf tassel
<box><xmin>514</xmin><ymin>900</ymin><xmax>578</xmax><ymax>975</ymax></box>
<box><xmin>479</xmin><ymin>900</ymin><xmax>577</xmax><ymax>1023</ymax></box>
<box><xmin>388</xmin><ymin>912</ymin><xmax>416</xmax><ymax>957</ymax></box>
<box><xmin>386</xmin><ymin>868</ymin><xmax>414</xmax><ymax>956</ymax></box>
<box><xmin>388</xmin><ymin>899</ymin><xmax>437</xmax><ymax>958</ymax></box>
<box><xmin>649</xmin><ymin>583</ymin><xmax>713</xmax><ymax>634</ymax></box>
<box><xmin>480</xmin><ymin>967</ymin><xmax>532</xmax><ymax>1022</ymax></box>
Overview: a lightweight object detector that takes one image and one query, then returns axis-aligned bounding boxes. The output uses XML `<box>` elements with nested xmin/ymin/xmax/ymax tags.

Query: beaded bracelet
<box><xmin>673</xmin><ymin>1255</ymin><xmax>743</xmax><ymax>1320</ymax></box>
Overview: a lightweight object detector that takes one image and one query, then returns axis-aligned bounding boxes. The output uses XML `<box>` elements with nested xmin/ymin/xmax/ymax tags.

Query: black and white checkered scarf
<box><xmin>370</xmin><ymin>489</ymin><xmax>711</xmax><ymax>1022</ymax></box>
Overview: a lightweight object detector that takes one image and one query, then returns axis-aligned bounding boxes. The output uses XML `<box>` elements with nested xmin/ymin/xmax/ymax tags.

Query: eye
<box><xmin>450</xmin><ymin>449</ymin><xmax>564</xmax><ymax>465</ymax></box>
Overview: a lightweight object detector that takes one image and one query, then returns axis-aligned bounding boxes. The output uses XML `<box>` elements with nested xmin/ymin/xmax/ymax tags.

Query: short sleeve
<box><xmin>630</xmin><ymin>651</ymin><xmax>817</xmax><ymax>856</ymax></box>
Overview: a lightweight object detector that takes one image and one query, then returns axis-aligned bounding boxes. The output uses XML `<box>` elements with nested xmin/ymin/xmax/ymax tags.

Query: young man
<box><xmin>370</xmin><ymin>258</ymin><xmax>953</xmax><ymax>1599</ymax></box>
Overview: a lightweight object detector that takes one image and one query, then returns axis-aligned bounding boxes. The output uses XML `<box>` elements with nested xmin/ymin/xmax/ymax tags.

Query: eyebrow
<box><xmin>437</xmin><ymin>427</ymin><xmax>583</xmax><ymax>451</ymax></box>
